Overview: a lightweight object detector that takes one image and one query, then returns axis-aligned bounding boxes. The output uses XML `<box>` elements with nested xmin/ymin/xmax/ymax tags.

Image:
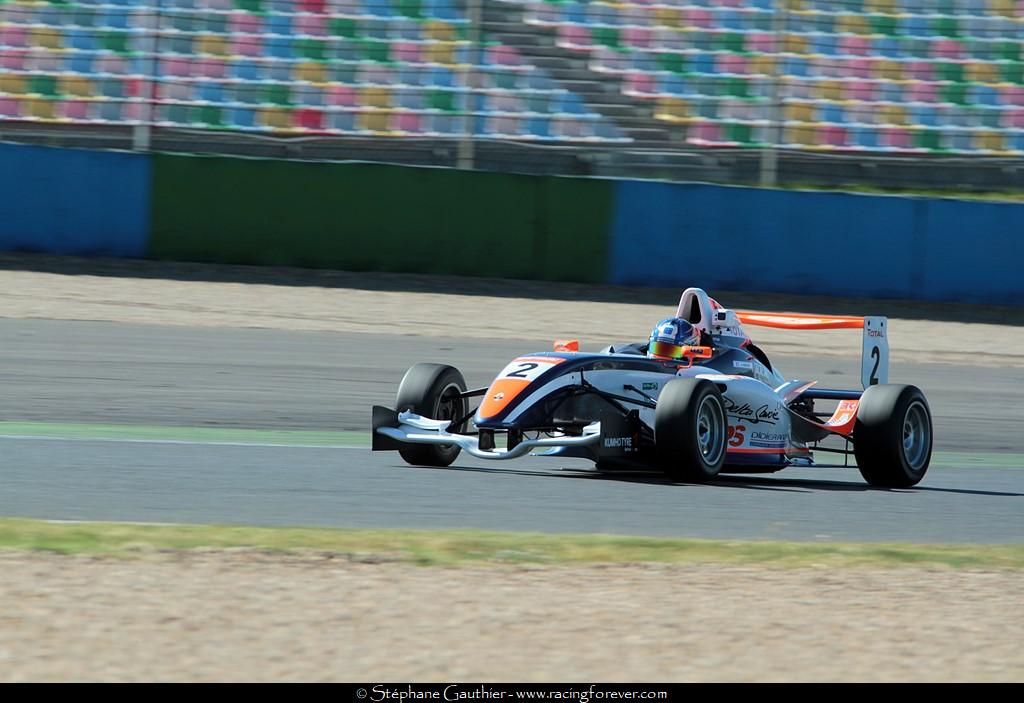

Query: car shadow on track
<box><xmin>403</xmin><ymin>463</ymin><xmax>1024</xmax><ymax>497</ymax></box>
<box><xmin>711</xmin><ymin>474</ymin><xmax>1024</xmax><ymax>497</ymax></box>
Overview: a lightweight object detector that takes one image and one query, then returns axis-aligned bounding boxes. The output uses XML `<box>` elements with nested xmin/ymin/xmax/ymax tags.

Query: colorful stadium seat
<box><xmin>519</xmin><ymin>0</ymin><xmax>1024</xmax><ymax>153</ymax></box>
<box><xmin>0</xmin><ymin>0</ymin><xmax>628</xmax><ymax>142</ymax></box>
<box><xmin>6</xmin><ymin>0</ymin><xmax>1023</xmax><ymax>151</ymax></box>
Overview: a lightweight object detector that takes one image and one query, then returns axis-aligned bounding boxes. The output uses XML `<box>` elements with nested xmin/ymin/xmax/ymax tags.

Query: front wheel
<box><xmin>655</xmin><ymin>379</ymin><xmax>728</xmax><ymax>482</ymax></box>
<box><xmin>395</xmin><ymin>363</ymin><xmax>467</xmax><ymax>467</ymax></box>
<box><xmin>853</xmin><ymin>384</ymin><xmax>933</xmax><ymax>488</ymax></box>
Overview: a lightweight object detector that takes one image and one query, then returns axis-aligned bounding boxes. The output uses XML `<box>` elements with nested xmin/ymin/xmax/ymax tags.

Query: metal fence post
<box><xmin>457</xmin><ymin>0</ymin><xmax>483</xmax><ymax>170</ymax></box>
<box><xmin>759</xmin><ymin>0</ymin><xmax>786</xmax><ymax>188</ymax></box>
<box><xmin>131</xmin><ymin>0</ymin><xmax>160</xmax><ymax>151</ymax></box>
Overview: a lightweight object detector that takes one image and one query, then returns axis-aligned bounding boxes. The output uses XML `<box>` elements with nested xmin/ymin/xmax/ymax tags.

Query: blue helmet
<box><xmin>648</xmin><ymin>317</ymin><xmax>701</xmax><ymax>360</ymax></box>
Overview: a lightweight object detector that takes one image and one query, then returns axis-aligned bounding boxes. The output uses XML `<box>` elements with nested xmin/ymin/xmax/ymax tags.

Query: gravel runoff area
<box><xmin>1</xmin><ymin>254</ymin><xmax>1022</xmax><ymax>367</ymax></box>
<box><xmin>2</xmin><ymin>550</ymin><xmax>1021</xmax><ymax>683</ymax></box>
<box><xmin>2</xmin><ymin>255</ymin><xmax>1022</xmax><ymax>681</ymax></box>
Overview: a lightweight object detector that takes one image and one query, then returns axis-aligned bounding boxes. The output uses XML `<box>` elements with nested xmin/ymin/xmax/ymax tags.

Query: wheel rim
<box><xmin>434</xmin><ymin>383</ymin><xmax>465</xmax><ymax>454</ymax></box>
<box><xmin>434</xmin><ymin>383</ymin><xmax>465</xmax><ymax>427</ymax></box>
<box><xmin>901</xmin><ymin>400</ymin><xmax>931</xmax><ymax>472</ymax></box>
<box><xmin>695</xmin><ymin>394</ymin><xmax>725</xmax><ymax>466</ymax></box>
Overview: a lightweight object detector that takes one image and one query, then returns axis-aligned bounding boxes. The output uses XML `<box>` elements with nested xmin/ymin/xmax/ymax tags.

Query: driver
<box><xmin>647</xmin><ymin>317</ymin><xmax>703</xmax><ymax>360</ymax></box>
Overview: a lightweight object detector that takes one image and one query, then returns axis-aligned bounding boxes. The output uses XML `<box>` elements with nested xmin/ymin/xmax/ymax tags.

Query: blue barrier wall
<box><xmin>920</xmin><ymin>199</ymin><xmax>1023</xmax><ymax>304</ymax></box>
<box><xmin>0</xmin><ymin>143</ymin><xmax>1018</xmax><ymax>305</ymax></box>
<box><xmin>609</xmin><ymin>181</ymin><xmax>1023</xmax><ymax>305</ymax></box>
<box><xmin>0</xmin><ymin>143</ymin><xmax>149</xmax><ymax>257</ymax></box>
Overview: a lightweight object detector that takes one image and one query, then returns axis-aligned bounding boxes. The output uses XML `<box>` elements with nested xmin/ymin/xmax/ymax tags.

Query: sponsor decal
<box><xmin>824</xmin><ymin>399</ymin><xmax>860</xmax><ymax>432</ymax></box>
<box><xmin>749</xmin><ymin>430</ymin><xmax>787</xmax><ymax>448</ymax></box>
<box><xmin>729</xmin><ymin>425</ymin><xmax>785</xmax><ymax>449</ymax></box>
<box><xmin>723</xmin><ymin>397</ymin><xmax>781</xmax><ymax>425</ymax></box>
<box><xmin>602</xmin><ymin>410</ymin><xmax>641</xmax><ymax>455</ymax></box>
<box><xmin>733</xmin><ymin>361</ymin><xmax>753</xmax><ymax>370</ymax></box>
<box><xmin>641</xmin><ymin>382</ymin><xmax>659</xmax><ymax>391</ymax></box>
<box><xmin>492</xmin><ymin>392</ymin><xmax>504</xmax><ymax>401</ymax></box>
<box><xmin>868</xmin><ymin>329</ymin><xmax>885</xmax><ymax>338</ymax></box>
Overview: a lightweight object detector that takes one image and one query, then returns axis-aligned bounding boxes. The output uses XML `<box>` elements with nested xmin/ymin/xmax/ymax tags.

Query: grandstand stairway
<box><xmin>481</xmin><ymin>1</ymin><xmax>673</xmax><ymax>144</ymax></box>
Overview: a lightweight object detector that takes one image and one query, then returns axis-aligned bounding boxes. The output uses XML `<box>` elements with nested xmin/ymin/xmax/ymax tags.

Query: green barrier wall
<box><xmin>150</xmin><ymin>154</ymin><xmax>612</xmax><ymax>283</ymax></box>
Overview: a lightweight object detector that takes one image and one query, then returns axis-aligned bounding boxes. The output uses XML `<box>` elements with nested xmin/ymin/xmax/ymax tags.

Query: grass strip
<box><xmin>1</xmin><ymin>518</ymin><xmax>1021</xmax><ymax>569</ymax></box>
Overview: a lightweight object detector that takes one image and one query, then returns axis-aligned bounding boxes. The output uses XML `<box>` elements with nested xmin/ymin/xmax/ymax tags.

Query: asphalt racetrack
<box><xmin>2</xmin><ymin>318</ymin><xmax>1023</xmax><ymax>542</ymax></box>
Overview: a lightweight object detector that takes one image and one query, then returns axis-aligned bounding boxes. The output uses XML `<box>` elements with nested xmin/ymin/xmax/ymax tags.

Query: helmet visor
<box><xmin>648</xmin><ymin>340</ymin><xmax>687</xmax><ymax>360</ymax></box>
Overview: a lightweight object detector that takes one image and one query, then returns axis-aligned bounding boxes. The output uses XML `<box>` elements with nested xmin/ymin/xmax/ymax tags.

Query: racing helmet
<box><xmin>647</xmin><ymin>317</ymin><xmax>701</xmax><ymax>360</ymax></box>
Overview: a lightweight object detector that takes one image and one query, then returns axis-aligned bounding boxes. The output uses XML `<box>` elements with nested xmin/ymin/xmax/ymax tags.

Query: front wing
<box><xmin>372</xmin><ymin>406</ymin><xmax>602</xmax><ymax>460</ymax></box>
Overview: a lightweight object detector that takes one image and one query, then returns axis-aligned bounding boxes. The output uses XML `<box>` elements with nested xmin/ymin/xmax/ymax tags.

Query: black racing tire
<box><xmin>655</xmin><ymin>379</ymin><xmax>728</xmax><ymax>483</ymax></box>
<box><xmin>395</xmin><ymin>363</ymin><xmax>467</xmax><ymax>467</ymax></box>
<box><xmin>853</xmin><ymin>384</ymin><xmax>933</xmax><ymax>488</ymax></box>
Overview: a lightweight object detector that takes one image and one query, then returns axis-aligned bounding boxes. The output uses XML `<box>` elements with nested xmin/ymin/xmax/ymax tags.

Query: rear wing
<box><xmin>734</xmin><ymin>311</ymin><xmax>889</xmax><ymax>390</ymax></box>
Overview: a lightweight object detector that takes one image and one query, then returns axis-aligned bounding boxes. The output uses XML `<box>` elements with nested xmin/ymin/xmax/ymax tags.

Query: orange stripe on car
<box><xmin>477</xmin><ymin>357</ymin><xmax>566</xmax><ymax>419</ymax></box>
<box><xmin>478</xmin><ymin>378</ymin><xmax>532</xmax><ymax>418</ymax></box>
<box><xmin>726</xmin><ymin>447</ymin><xmax>788</xmax><ymax>454</ymax></box>
<box><xmin>726</xmin><ymin>447</ymin><xmax>812</xmax><ymax>455</ymax></box>
<box><xmin>735</xmin><ymin>311</ymin><xmax>865</xmax><ymax>330</ymax></box>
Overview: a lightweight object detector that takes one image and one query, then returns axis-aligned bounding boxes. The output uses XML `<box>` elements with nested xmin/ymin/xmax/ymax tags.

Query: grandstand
<box><xmin>512</xmin><ymin>0</ymin><xmax>1024</xmax><ymax>152</ymax></box>
<box><xmin>0</xmin><ymin>0</ymin><xmax>1022</xmax><ymax>153</ymax></box>
<box><xmin>0</xmin><ymin>0</ymin><xmax>628</xmax><ymax>142</ymax></box>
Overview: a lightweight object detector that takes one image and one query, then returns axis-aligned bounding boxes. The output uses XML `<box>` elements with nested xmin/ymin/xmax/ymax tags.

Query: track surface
<box><xmin>2</xmin><ymin>318</ymin><xmax>1023</xmax><ymax>542</ymax></box>
<box><xmin>3</xmin><ymin>438</ymin><xmax>1022</xmax><ymax>542</ymax></box>
<box><xmin>3</xmin><ymin>319</ymin><xmax>1023</xmax><ymax>449</ymax></box>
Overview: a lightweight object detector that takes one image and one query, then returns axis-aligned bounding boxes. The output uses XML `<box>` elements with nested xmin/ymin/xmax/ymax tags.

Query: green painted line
<box><xmin>931</xmin><ymin>452</ymin><xmax>1024</xmax><ymax>469</ymax></box>
<box><xmin>0</xmin><ymin>422</ymin><xmax>1018</xmax><ymax>468</ymax></box>
<box><xmin>0</xmin><ymin>422</ymin><xmax>369</xmax><ymax>447</ymax></box>
<box><xmin>1</xmin><ymin>518</ymin><xmax>1022</xmax><ymax>568</ymax></box>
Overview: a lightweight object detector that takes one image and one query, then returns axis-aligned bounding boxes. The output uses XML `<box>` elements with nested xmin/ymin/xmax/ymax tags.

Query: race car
<box><xmin>372</xmin><ymin>288</ymin><xmax>933</xmax><ymax>487</ymax></box>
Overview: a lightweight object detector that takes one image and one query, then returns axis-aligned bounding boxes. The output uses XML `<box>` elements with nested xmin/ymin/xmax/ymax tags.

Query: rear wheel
<box><xmin>854</xmin><ymin>384</ymin><xmax>932</xmax><ymax>488</ymax></box>
<box><xmin>395</xmin><ymin>363</ymin><xmax>467</xmax><ymax>467</ymax></box>
<box><xmin>655</xmin><ymin>379</ymin><xmax>727</xmax><ymax>482</ymax></box>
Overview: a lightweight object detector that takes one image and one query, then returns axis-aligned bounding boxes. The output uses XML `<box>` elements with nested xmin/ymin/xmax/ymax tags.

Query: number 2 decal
<box><xmin>507</xmin><ymin>362</ymin><xmax>539</xmax><ymax>378</ymax></box>
<box><xmin>494</xmin><ymin>357</ymin><xmax>564</xmax><ymax>384</ymax></box>
<box><xmin>869</xmin><ymin>346</ymin><xmax>880</xmax><ymax>386</ymax></box>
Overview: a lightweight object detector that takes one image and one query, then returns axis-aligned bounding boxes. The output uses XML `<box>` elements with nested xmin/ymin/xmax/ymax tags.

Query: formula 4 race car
<box><xmin>372</xmin><ymin>288</ymin><xmax>933</xmax><ymax>487</ymax></box>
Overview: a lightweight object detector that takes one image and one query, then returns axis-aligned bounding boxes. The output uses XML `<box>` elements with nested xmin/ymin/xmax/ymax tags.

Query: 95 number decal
<box><xmin>727</xmin><ymin>424</ymin><xmax>746</xmax><ymax>447</ymax></box>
